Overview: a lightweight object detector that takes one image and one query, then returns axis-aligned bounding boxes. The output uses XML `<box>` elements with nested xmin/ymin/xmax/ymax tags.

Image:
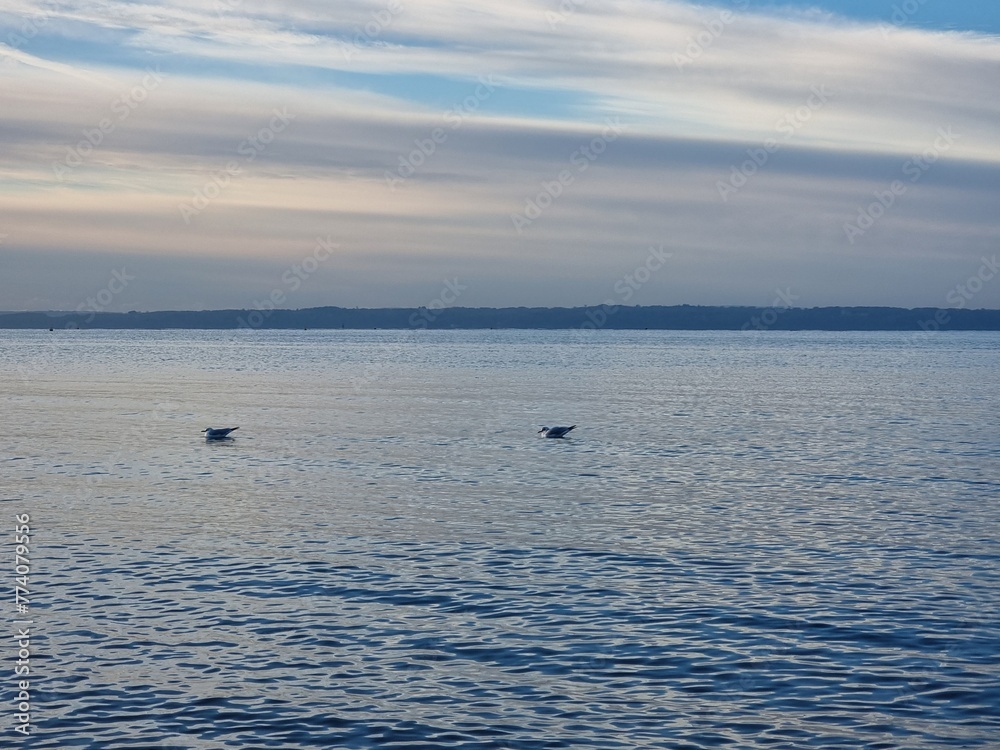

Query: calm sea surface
<box><xmin>2</xmin><ymin>329</ymin><xmax>998</xmax><ymax>749</ymax></box>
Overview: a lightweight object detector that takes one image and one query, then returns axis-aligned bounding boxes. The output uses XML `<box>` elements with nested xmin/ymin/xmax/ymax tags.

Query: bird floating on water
<box><xmin>539</xmin><ymin>425</ymin><xmax>575</xmax><ymax>438</ymax></box>
<box><xmin>203</xmin><ymin>427</ymin><xmax>239</xmax><ymax>440</ymax></box>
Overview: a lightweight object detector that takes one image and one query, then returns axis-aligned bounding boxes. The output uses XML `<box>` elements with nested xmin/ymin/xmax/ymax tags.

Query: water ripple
<box><xmin>3</xmin><ymin>330</ymin><xmax>997</xmax><ymax>748</ymax></box>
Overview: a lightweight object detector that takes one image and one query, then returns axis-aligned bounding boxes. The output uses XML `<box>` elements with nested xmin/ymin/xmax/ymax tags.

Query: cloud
<box><xmin>0</xmin><ymin>0</ymin><xmax>998</xmax><ymax>310</ymax></box>
<box><xmin>5</xmin><ymin>2</ymin><xmax>998</xmax><ymax>150</ymax></box>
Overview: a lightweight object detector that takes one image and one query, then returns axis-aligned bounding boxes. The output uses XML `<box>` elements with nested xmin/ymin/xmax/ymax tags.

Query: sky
<box><xmin>1</xmin><ymin>0</ymin><xmax>999</xmax><ymax>312</ymax></box>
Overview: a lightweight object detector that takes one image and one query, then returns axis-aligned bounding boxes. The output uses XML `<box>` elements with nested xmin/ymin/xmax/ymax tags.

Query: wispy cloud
<box><xmin>1</xmin><ymin>0</ymin><xmax>999</xmax><ymax>310</ymax></box>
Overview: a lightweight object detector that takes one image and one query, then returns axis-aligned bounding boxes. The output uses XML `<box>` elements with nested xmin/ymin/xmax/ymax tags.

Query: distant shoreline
<box><xmin>2</xmin><ymin>305</ymin><xmax>1000</xmax><ymax>331</ymax></box>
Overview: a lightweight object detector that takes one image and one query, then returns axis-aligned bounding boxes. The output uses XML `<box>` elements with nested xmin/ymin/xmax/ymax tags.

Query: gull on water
<box><xmin>203</xmin><ymin>427</ymin><xmax>239</xmax><ymax>440</ymax></box>
<box><xmin>538</xmin><ymin>425</ymin><xmax>575</xmax><ymax>438</ymax></box>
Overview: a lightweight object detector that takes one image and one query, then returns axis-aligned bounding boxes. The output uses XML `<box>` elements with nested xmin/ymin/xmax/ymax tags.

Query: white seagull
<box><xmin>203</xmin><ymin>426</ymin><xmax>239</xmax><ymax>440</ymax></box>
<box><xmin>538</xmin><ymin>425</ymin><xmax>576</xmax><ymax>438</ymax></box>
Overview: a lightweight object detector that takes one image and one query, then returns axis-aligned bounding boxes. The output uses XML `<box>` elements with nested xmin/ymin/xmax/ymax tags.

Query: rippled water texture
<box><xmin>2</xmin><ymin>330</ymin><xmax>998</xmax><ymax>748</ymax></box>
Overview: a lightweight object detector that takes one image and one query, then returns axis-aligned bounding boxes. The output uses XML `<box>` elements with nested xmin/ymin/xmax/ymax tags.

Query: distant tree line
<box><xmin>2</xmin><ymin>305</ymin><xmax>1000</xmax><ymax>331</ymax></box>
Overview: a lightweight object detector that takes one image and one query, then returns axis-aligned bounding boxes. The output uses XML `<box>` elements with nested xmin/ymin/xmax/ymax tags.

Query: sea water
<box><xmin>1</xmin><ymin>329</ymin><xmax>998</xmax><ymax>748</ymax></box>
